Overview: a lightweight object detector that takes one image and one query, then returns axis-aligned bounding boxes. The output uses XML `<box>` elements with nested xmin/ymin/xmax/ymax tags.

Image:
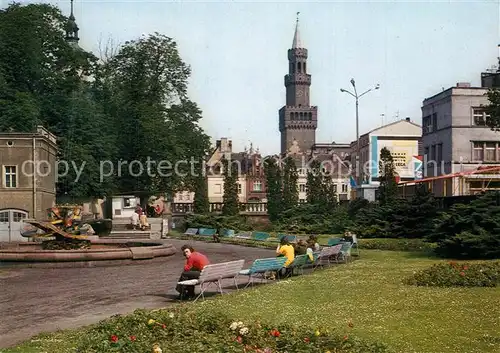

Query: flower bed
<box><xmin>76</xmin><ymin>307</ymin><xmax>388</xmax><ymax>353</ymax></box>
<box><xmin>404</xmin><ymin>261</ymin><xmax>500</xmax><ymax>287</ymax></box>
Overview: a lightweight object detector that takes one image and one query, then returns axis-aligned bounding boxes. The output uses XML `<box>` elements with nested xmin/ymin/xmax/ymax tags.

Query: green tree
<box><xmin>282</xmin><ymin>157</ymin><xmax>299</xmax><ymax>211</ymax></box>
<box><xmin>306</xmin><ymin>159</ymin><xmax>323</xmax><ymax>205</ymax></box>
<box><xmin>193</xmin><ymin>164</ymin><xmax>209</xmax><ymax>214</ymax></box>
<box><xmin>221</xmin><ymin>157</ymin><xmax>239</xmax><ymax>216</ymax></box>
<box><xmin>99</xmin><ymin>33</ymin><xmax>210</xmax><ymax>202</ymax></box>
<box><xmin>321</xmin><ymin>173</ymin><xmax>338</xmax><ymax>209</ymax></box>
<box><xmin>484</xmin><ymin>88</ymin><xmax>500</xmax><ymax>131</ymax></box>
<box><xmin>0</xmin><ymin>2</ymin><xmax>115</xmax><ymax>199</ymax></box>
<box><xmin>378</xmin><ymin>147</ymin><xmax>398</xmax><ymax>205</ymax></box>
<box><xmin>264</xmin><ymin>156</ymin><xmax>283</xmax><ymax>221</ymax></box>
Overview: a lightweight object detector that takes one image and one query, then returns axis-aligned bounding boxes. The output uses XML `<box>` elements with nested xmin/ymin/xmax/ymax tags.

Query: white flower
<box><xmin>168</xmin><ymin>312</ymin><xmax>175</xmax><ymax>319</ymax></box>
<box><xmin>229</xmin><ymin>322</ymin><xmax>239</xmax><ymax>331</ymax></box>
<box><xmin>237</xmin><ymin>321</ymin><xmax>243</xmax><ymax>327</ymax></box>
<box><xmin>239</xmin><ymin>327</ymin><xmax>249</xmax><ymax>335</ymax></box>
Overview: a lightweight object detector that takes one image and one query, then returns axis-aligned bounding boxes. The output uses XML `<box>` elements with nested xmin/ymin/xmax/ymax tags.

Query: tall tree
<box><xmin>306</xmin><ymin>159</ymin><xmax>323</xmax><ymax>205</ymax></box>
<box><xmin>99</xmin><ymin>32</ymin><xmax>210</xmax><ymax>201</ymax></box>
<box><xmin>221</xmin><ymin>157</ymin><xmax>239</xmax><ymax>216</ymax></box>
<box><xmin>321</xmin><ymin>172</ymin><xmax>338</xmax><ymax>209</ymax></box>
<box><xmin>378</xmin><ymin>147</ymin><xmax>398</xmax><ymax>205</ymax></box>
<box><xmin>0</xmin><ymin>2</ymin><xmax>115</xmax><ymax>199</ymax></box>
<box><xmin>282</xmin><ymin>157</ymin><xmax>299</xmax><ymax>211</ymax></box>
<box><xmin>264</xmin><ymin>156</ymin><xmax>283</xmax><ymax>221</ymax></box>
<box><xmin>193</xmin><ymin>164</ymin><xmax>209</xmax><ymax>214</ymax></box>
<box><xmin>484</xmin><ymin>88</ymin><xmax>500</xmax><ymax>131</ymax></box>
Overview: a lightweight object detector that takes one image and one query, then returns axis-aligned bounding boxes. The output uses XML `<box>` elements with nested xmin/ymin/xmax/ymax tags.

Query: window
<box><xmin>0</xmin><ymin>211</ymin><xmax>8</xmax><ymax>223</ymax></box>
<box><xmin>431</xmin><ymin>145</ymin><xmax>436</xmax><ymax>161</ymax></box>
<box><xmin>473</xmin><ymin>108</ymin><xmax>489</xmax><ymax>126</ymax></box>
<box><xmin>3</xmin><ymin>166</ymin><xmax>17</xmax><ymax>188</ymax></box>
<box><xmin>432</xmin><ymin>113</ymin><xmax>437</xmax><ymax>131</ymax></box>
<box><xmin>178</xmin><ymin>194</ymin><xmax>183</xmax><ymax>201</ymax></box>
<box><xmin>341</xmin><ymin>184</ymin><xmax>348</xmax><ymax>193</ymax></box>
<box><xmin>333</xmin><ymin>184</ymin><xmax>338</xmax><ymax>193</ymax></box>
<box><xmin>252</xmin><ymin>181</ymin><xmax>262</xmax><ymax>192</ymax></box>
<box><xmin>423</xmin><ymin>115</ymin><xmax>433</xmax><ymax>134</ymax></box>
<box><xmin>485</xmin><ymin>142</ymin><xmax>496</xmax><ymax>161</ymax></box>
<box><xmin>214</xmin><ymin>184</ymin><xmax>222</xmax><ymax>194</ymax></box>
<box><xmin>424</xmin><ymin>147</ymin><xmax>429</xmax><ymax>159</ymax></box>
<box><xmin>185</xmin><ymin>194</ymin><xmax>191</xmax><ymax>201</ymax></box>
<box><xmin>299</xmin><ymin>184</ymin><xmax>306</xmax><ymax>192</ymax></box>
<box><xmin>237</xmin><ymin>183</ymin><xmax>242</xmax><ymax>194</ymax></box>
<box><xmin>13</xmin><ymin>212</ymin><xmax>26</xmax><ymax>222</ymax></box>
<box><xmin>437</xmin><ymin>143</ymin><xmax>443</xmax><ymax>162</ymax></box>
<box><xmin>473</xmin><ymin>142</ymin><xmax>484</xmax><ymax>161</ymax></box>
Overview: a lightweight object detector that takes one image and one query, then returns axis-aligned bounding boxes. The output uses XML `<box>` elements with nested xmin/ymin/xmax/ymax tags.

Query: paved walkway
<box><xmin>0</xmin><ymin>239</ymin><xmax>274</xmax><ymax>348</ymax></box>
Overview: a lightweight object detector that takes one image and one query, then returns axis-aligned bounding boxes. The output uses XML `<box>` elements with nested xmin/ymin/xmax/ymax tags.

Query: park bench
<box><xmin>238</xmin><ymin>257</ymin><xmax>287</xmax><ymax>288</ymax></box>
<box><xmin>177</xmin><ymin>259</ymin><xmax>245</xmax><ymax>301</ymax></box>
<box><xmin>277</xmin><ymin>234</ymin><xmax>297</xmax><ymax>243</ymax></box>
<box><xmin>252</xmin><ymin>232</ymin><xmax>270</xmax><ymax>241</ymax></box>
<box><xmin>327</xmin><ymin>237</ymin><xmax>343</xmax><ymax>246</ymax></box>
<box><xmin>198</xmin><ymin>228</ymin><xmax>217</xmax><ymax>237</ymax></box>
<box><xmin>313</xmin><ymin>244</ymin><xmax>343</xmax><ymax>270</ymax></box>
<box><xmin>221</xmin><ymin>229</ymin><xmax>235</xmax><ymax>237</ymax></box>
<box><xmin>235</xmin><ymin>231</ymin><xmax>252</xmax><ymax>239</ymax></box>
<box><xmin>286</xmin><ymin>254</ymin><xmax>309</xmax><ymax>276</ymax></box>
<box><xmin>184</xmin><ymin>228</ymin><xmax>199</xmax><ymax>236</ymax></box>
<box><xmin>338</xmin><ymin>242</ymin><xmax>352</xmax><ymax>263</ymax></box>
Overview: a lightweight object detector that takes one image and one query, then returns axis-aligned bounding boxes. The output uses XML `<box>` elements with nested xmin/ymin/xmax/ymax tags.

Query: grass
<box><xmin>4</xmin><ymin>251</ymin><xmax>500</xmax><ymax>353</ymax></box>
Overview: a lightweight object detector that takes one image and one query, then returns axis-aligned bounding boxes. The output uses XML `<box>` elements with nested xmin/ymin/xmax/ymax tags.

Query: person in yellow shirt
<box><xmin>276</xmin><ymin>238</ymin><xmax>295</xmax><ymax>277</ymax></box>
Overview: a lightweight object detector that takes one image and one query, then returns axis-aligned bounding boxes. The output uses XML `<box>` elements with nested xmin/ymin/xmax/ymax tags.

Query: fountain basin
<box><xmin>0</xmin><ymin>239</ymin><xmax>177</xmax><ymax>268</ymax></box>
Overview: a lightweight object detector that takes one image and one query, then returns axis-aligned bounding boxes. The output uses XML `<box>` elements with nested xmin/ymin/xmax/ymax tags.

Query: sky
<box><xmin>6</xmin><ymin>0</ymin><xmax>500</xmax><ymax>155</ymax></box>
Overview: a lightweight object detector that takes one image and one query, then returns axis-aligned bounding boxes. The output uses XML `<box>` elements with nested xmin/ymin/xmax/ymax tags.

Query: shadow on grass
<box><xmin>399</xmin><ymin>250</ymin><xmax>442</xmax><ymax>259</ymax></box>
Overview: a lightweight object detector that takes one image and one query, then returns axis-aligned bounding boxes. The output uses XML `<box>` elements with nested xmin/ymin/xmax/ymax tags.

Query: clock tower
<box><xmin>278</xmin><ymin>14</ymin><xmax>318</xmax><ymax>155</ymax></box>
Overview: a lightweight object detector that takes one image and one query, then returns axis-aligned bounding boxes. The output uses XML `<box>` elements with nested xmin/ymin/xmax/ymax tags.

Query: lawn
<box><xmin>4</xmin><ymin>250</ymin><xmax>500</xmax><ymax>353</ymax></box>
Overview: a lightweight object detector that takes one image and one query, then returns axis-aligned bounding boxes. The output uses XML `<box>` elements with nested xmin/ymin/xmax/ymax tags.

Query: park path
<box><xmin>0</xmin><ymin>239</ymin><xmax>274</xmax><ymax>349</ymax></box>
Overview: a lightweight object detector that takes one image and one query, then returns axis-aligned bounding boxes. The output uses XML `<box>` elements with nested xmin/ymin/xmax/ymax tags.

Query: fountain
<box><xmin>0</xmin><ymin>206</ymin><xmax>176</xmax><ymax>268</ymax></box>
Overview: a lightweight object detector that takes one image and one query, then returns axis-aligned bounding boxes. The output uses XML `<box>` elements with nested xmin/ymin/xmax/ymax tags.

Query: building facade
<box><xmin>420</xmin><ymin>82</ymin><xmax>500</xmax><ymax>196</ymax></box>
<box><xmin>0</xmin><ymin>126</ymin><xmax>58</xmax><ymax>242</ymax></box>
<box><xmin>354</xmin><ymin>118</ymin><xmax>422</xmax><ymax>201</ymax></box>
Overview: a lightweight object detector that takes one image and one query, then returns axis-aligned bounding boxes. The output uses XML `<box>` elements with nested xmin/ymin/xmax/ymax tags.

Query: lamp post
<box><xmin>340</xmin><ymin>80</ymin><xmax>380</xmax><ymax>196</ymax></box>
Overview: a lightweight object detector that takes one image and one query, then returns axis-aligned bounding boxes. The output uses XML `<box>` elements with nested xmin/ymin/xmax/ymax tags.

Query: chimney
<box><xmin>456</xmin><ymin>82</ymin><xmax>471</xmax><ymax>88</ymax></box>
<box><xmin>405</xmin><ymin>117</ymin><xmax>411</xmax><ymax>122</ymax></box>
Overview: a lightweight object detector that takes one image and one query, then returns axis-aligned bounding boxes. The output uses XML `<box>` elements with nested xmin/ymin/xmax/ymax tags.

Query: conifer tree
<box><xmin>306</xmin><ymin>159</ymin><xmax>323</xmax><ymax>205</ymax></box>
<box><xmin>264</xmin><ymin>157</ymin><xmax>283</xmax><ymax>221</ymax></box>
<box><xmin>282</xmin><ymin>156</ymin><xmax>299</xmax><ymax>211</ymax></box>
<box><xmin>221</xmin><ymin>156</ymin><xmax>239</xmax><ymax>216</ymax></box>
<box><xmin>378</xmin><ymin>147</ymin><xmax>398</xmax><ymax>205</ymax></box>
<box><xmin>193</xmin><ymin>164</ymin><xmax>209</xmax><ymax>214</ymax></box>
<box><xmin>321</xmin><ymin>173</ymin><xmax>338</xmax><ymax>209</ymax></box>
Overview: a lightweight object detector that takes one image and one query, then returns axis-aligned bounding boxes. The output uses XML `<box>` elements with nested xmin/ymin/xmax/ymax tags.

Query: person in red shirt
<box><xmin>175</xmin><ymin>245</ymin><xmax>210</xmax><ymax>299</ymax></box>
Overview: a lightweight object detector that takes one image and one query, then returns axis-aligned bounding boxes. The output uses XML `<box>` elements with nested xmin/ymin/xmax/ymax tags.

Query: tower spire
<box><xmin>65</xmin><ymin>0</ymin><xmax>80</xmax><ymax>47</ymax></box>
<box><xmin>292</xmin><ymin>12</ymin><xmax>302</xmax><ymax>49</ymax></box>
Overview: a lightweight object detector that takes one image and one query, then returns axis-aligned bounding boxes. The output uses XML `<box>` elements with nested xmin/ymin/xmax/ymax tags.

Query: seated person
<box><xmin>276</xmin><ymin>238</ymin><xmax>295</xmax><ymax>277</ymax></box>
<box><xmin>176</xmin><ymin>245</ymin><xmax>210</xmax><ymax>299</ymax></box>
<box><xmin>308</xmin><ymin>235</ymin><xmax>321</xmax><ymax>251</ymax></box>
<box><xmin>294</xmin><ymin>239</ymin><xmax>307</xmax><ymax>255</ymax></box>
<box><xmin>305</xmin><ymin>240</ymin><xmax>316</xmax><ymax>262</ymax></box>
<box><xmin>130</xmin><ymin>212</ymin><xmax>139</xmax><ymax>229</ymax></box>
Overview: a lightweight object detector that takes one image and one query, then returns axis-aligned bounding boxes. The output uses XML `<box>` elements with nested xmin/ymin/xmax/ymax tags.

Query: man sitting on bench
<box><xmin>175</xmin><ymin>245</ymin><xmax>210</xmax><ymax>300</ymax></box>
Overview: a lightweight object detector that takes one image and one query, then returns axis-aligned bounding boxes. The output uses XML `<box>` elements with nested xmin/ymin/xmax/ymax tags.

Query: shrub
<box><xmin>185</xmin><ymin>214</ymin><xmax>253</xmax><ymax>232</ymax></box>
<box><xmin>75</xmin><ymin>307</ymin><xmax>389</xmax><ymax>353</ymax></box>
<box><xmin>358</xmin><ymin>238</ymin><xmax>436</xmax><ymax>253</ymax></box>
<box><xmin>404</xmin><ymin>261</ymin><xmax>500</xmax><ymax>287</ymax></box>
<box><xmin>431</xmin><ymin>191</ymin><xmax>500</xmax><ymax>259</ymax></box>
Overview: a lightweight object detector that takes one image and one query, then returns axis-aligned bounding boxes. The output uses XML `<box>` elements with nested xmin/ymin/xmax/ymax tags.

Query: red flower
<box><xmin>343</xmin><ymin>335</ymin><xmax>349</xmax><ymax>341</ymax></box>
<box><xmin>449</xmin><ymin>261</ymin><xmax>457</xmax><ymax>267</ymax></box>
<box><xmin>304</xmin><ymin>337</ymin><xmax>310</xmax><ymax>343</ymax></box>
<box><xmin>110</xmin><ymin>335</ymin><xmax>118</xmax><ymax>343</ymax></box>
<box><xmin>162</xmin><ymin>324</ymin><xmax>166</xmax><ymax>329</ymax></box>
<box><xmin>270</xmin><ymin>329</ymin><xmax>281</xmax><ymax>337</ymax></box>
<box><xmin>460</xmin><ymin>272</ymin><xmax>465</xmax><ymax>276</ymax></box>
<box><xmin>129</xmin><ymin>335</ymin><xmax>136</xmax><ymax>342</ymax></box>
<box><xmin>236</xmin><ymin>336</ymin><xmax>243</xmax><ymax>343</ymax></box>
<box><xmin>463</xmin><ymin>265</ymin><xmax>469</xmax><ymax>270</ymax></box>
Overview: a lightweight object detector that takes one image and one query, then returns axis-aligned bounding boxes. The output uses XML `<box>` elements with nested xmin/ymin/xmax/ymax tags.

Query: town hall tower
<box><xmin>279</xmin><ymin>14</ymin><xmax>318</xmax><ymax>155</ymax></box>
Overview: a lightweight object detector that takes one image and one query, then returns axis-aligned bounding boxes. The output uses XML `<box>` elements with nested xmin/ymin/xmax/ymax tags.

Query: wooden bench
<box><xmin>184</xmin><ymin>228</ymin><xmax>199</xmax><ymax>236</ymax></box>
<box><xmin>177</xmin><ymin>259</ymin><xmax>245</xmax><ymax>301</ymax></box>
<box><xmin>313</xmin><ymin>244</ymin><xmax>343</xmax><ymax>270</ymax></box>
<box><xmin>238</xmin><ymin>257</ymin><xmax>287</xmax><ymax>288</ymax></box>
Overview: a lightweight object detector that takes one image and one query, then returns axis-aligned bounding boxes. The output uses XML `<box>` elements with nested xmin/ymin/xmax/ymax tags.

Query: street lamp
<box><xmin>340</xmin><ymin>79</ymin><xmax>380</xmax><ymax>194</ymax></box>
